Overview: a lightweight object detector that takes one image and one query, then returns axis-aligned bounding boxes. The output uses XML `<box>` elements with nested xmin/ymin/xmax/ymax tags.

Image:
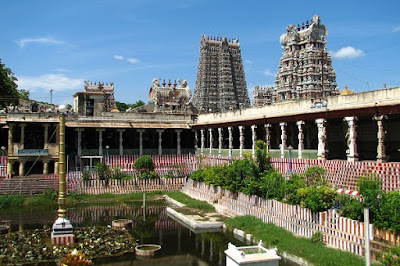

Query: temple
<box><xmin>193</xmin><ymin>35</ymin><xmax>250</xmax><ymax>113</ymax></box>
<box><xmin>253</xmin><ymin>86</ymin><xmax>275</xmax><ymax>107</ymax></box>
<box><xmin>74</xmin><ymin>81</ymin><xmax>116</xmax><ymax>116</ymax></box>
<box><xmin>254</xmin><ymin>15</ymin><xmax>339</xmax><ymax>105</ymax></box>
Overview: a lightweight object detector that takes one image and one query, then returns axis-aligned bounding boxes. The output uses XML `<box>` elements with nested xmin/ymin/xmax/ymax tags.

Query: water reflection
<box><xmin>0</xmin><ymin>203</ymin><xmax>293</xmax><ymax>265</ymax></box>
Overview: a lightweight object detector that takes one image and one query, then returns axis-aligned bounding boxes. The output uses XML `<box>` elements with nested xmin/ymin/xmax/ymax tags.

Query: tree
<box><xmin>0</xmin><ymin>59</ymin><xmax>19</xmax><ymax>106</ymax></box>
<box><xmin>17</xmin><ymin>89</ymin><xmax>30</xmax><ymax>100</ymax></box>
<box><xmin>116</xmin><ymin>100</ymin><xmax>145</xmax><ymax>112</ymax></box>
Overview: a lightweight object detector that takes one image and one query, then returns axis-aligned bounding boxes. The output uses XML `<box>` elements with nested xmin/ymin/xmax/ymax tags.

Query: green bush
<box><xmin>379</xmin><ymin>246</ymin><xmax>400</xmax><ymax>266</ymax></box>
<box><xmin>284</xmin><ymin>174</ymin><xmax>306</xmax><ymax>205</ymax></box>
<box><xmin>112</xmin><ymin>168</ymin><xmax>133</xmax><ymax>180</ymax></box>
<box><xmin>255</xmin><ymin>140</ymin><xmax>272</xmax><ymax>172</ymax></box>
<box><xmin>95</xmin><ymin>162</ymin><xmax>111</xmax><ymax>180</ymax></box>
<box><xmin>298</xmin><ymin>186</ymin><xmax>337</xmax><ymax>212</ymax></box>
<box><xmin>260</xmin><ymin>171</ymin><xmax>286</xmax><ymax>200</ymax></box>
<box><xmin>311</xmin><ymin>231</ymin><xmax>324</xmax><ymax>243</ymax></box>
<box><xmin>190</xmin><ymin>169</ymin><xmax>205</xmax><ymax>182</ymax></box>
<box><xmin>358</xmin><ymin>174</ymin><xmax>383</xmax><ymax>223</ymax></box>
<box><xmin>138</xmin><ymin>171</ymin><xmax>159</xmax><ymax>179</ymax></box>
<box><xmin>304</xmin><ymin>166</ymin><xmax>326</xmax><ymax>186</ymax></box>
<box><xmin>334</xmin><ymin>194</ymin><xmax>363</xmax><ymax>221</ymax></box>
<box><xmin>82</xmin><ymin>169</ymin><xmax>91</xmax><ymax>181</ymax></box>
<box><xmin>375</xmin><ymin>191</ymin><xmax>400</xmax><ymax>232</ymax></box>
<box><xmin>134</xmin><ymin>155</ymin><xmax>154</xmax><ymax>173</ymax></box>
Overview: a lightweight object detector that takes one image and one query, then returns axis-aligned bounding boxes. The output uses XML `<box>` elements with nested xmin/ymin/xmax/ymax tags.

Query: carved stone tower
<box><xmin>275</xmin><ymin>15</ymin><xmax>339</xmax><ymax>101</ymax></box>
<box><xmin>193</xmin><ymin>35</ymin><xmax>250</xmax><ymax>113</ymax></box>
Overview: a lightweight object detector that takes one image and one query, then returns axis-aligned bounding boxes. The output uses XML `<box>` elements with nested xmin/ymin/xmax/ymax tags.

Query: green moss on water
<box><xmin>225</xmin><ymin>215</ymin><xmax>374</xmax><ymax>266</ymax></box>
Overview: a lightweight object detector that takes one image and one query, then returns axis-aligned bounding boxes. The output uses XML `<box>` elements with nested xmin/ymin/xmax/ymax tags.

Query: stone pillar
<box><xmin>228</xmin><ymin>127</ymin><xmax>233</xmax><ymax>157</ymax></box>
<box><xmin>7</xmin><ymin>123</ymin><xmax>14</xmax><ymax>156</ymax></box>
<box><xmin>20</xmin><ymin>123</ymin><xmax>26</xmax><ymax>149</ymax></box>
<box><xmin>251</xmin><ymin>125</ymin><xmax>257</xmax><ymax>159</ymax></box>
<box><xmin>374</xmin><ymin>115</ymin><xmax>387</xmax><ymax>162</ymax></box>
<box><xmin>280</xmin><ymin>122</ymin><xmax>287</xmax><ymax>158</ymax></box>
<box><xmin>43</xmin><ymin>123</ymin><xmax>49</xmax><ymax>148</ymax></box>
<box><xmin>54</xmin><ymin>162</ymin><xmax>59</xmax><ymax>174</ymax></box>
<box><xmin>176</xmin><ymin>129</ymin><xmax>182</xmax><ymax>155</ymax></box>
<box><xmin>200</xmin><ymin>129</ymin><xmax>205</xmax><ymax>155</ymax></box>
<box><xmin>7</xmin><ymin>161</ymin><xmax>13</xmax><ymax>175</ymax></box>
<box><xmin>296</xmin><ymin>121</ymin><xmax>305</xmax><ymax>159</ymax></box>
<box><xmin>315</xmin><ymin>118</ymin><xmax>327</xmax><ymax>160</ymax></box>
<box><xmin>43</xmin><ymin>160</ymin><xmax>49</xmax><ymax>175</ymax></box>
<box><xmin>194</xmin><ymin>130</ymin><xmax>198</xmax><ymax>152</ymax></box>
<box><xmin>157</xmin><ymin>129</ymin><xmax>164</xmax><ymax>155</ymax></box>
<box><xmin>138</xmin><ymin>129</ymin><xmax>145</xmax><ymax>156</ymax></box>
<box><xmin>19</xmin><ymin>161</ymin><xmax>25</xmax><ymax>176</ymax></box>
<box><xmin>218</xmin><ymin>128</ymin><xmax>223</xmax><ymax>156</ymax></box>
<box><xmin>306</xmin><ymin>124</ymin><xmax>311</xmax><ymax>149</ymax></box>
<box><xmin>239</xmin><ymin>126</ymin><xmax>244</xmax><ymax>158</ymax></box>
<box><xmin>344</xmin><ymin>116</ymin><xmax>358</xmax><ymax>162</ymax></box>
<box><xmin>97</xmin><ymin>129</ymin><xmax>105</xmax><ymax>156</ymax></box>
<box><xmin>209</xmin><ymin>128</ymin><xmax>213</xmax><ymax>155</ymax></box>
<box><xmin>76</xmin><ymin>129</ymin><xmax>83</xmax><ymax>157</ymax></box>
<box><xmin>264</xmin><ymin>124</ymin><xmax>272</xmax><ymax>153</ymax></box>
<box><xmin>117</xmin><ymin>129</ymin><xmax>125</xmax><ymax>156</ymax></box>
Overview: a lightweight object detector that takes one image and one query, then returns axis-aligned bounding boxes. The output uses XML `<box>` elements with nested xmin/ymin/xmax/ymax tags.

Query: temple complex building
<box><xmin>274</xmin><ymin>15</ymin><xmax>339</xmax><ymax>101</ymax></box>
<box><xmin>74</xmin><ymin>81</ymin><xmax>116</xmax><ymax>116</ymax></box>
<box><xmin>147</xmin><ymin>78</ymin><xmax>196</xmax><ymax>113</ymax></box>
<box><xmin>253</xmin><ymin>86</ymin><xmax>275</xmax><ymax>107</ymax></box>
<box><xmin>193</xmin><ymin>35</ymin><xmax>250</xmax><ymax>113</ymax></box>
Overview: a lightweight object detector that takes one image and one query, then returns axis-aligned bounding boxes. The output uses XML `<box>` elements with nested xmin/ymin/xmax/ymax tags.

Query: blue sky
<box><xmin>1</xmin><ymin>0</ymin><xmax>400</xmax><ymax>106</ymax></box>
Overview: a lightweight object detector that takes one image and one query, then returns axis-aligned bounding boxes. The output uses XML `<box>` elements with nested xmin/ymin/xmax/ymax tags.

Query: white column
<box><xmin>296</xmin><ymin>121</ymin><xmax>305</xmax><ymax>159</ymax></box>
<box><xmin>194</xmin><ymin>130</ymin><xmax>198</xmax><ymax>151</ymax></box>
<box><xmin>218</xmin><ymin>128</ymin><xmax>223</xmax><ymax>156</ymax></box>
<box><xmin>280</xmin><ymin>122</ymin><xmax>287</xmax><ymax>158</ymax></box>
<box><xmin>344</xmin><ymin>116</ymin><xmax>358</xmax><ymax>162</ymax></box>
<box><xmin>251</xmin><ymin>125</ymin><xmax>257</xmax><ymax>159</ymax></box>
<box><xmin>117</xmin><ymin>129</ymin><xmax>125</xmax><ymax>156</ymax></box>
<box><xmin>97</xmin><ymin>129</ymin><xmax>105</xmax><ymax>155</ymax></box>
<box><xmin>209</xmin><ymin>128</ymin><xmax>213</xmax><ymax>155</ymax></box>
<box><xmin>76</xmin><ymin>129</ymin><xmax>83</xmax><ymax>157</ymax></box>
<box><xmin>176</xmin><ymin>129</ymin><xmax>182</xmax><ymax>155</ymax></box>
<box><xmin>43</xmin><ymin>123</ymin><xmax>49</xmax><ymax>148</ymax></box>
<box><xmin>200</xmin><ymin>129</ymin><xmax>205</xmax><ymax>155</ymax></box>
<box><xmin>228</xmin><ymin>127</ymin><xmax>233</xmax><ymax>157</ymax></box>
<box><xmin>20</xmin><ymin>123</ymin><xmax>26</xmax><ymax>149</ymax></box>
<box><xmin>138</xmin><ymin>129</ymin><xmax>144</xmax><ymax>156</ymax></box>
<box><xmin>239</xmin><ymin>126</ymin><xmax>244</xmax><ymax>158</ymax></box>
<box><xmin>374</xmin><ymin>115</ymin><xmax>387</xmax><ymax>162</ymax></box>
<box><xmin>157</xmin><ymin>129</ymin><xmax>164</xmax><ymax>155</ymax></box>
<box><xmin>264</xmin><ymin>124</ymin><xmax>272</xmax><ymax>153</ymax></box>
<box><xmin>315</xmin><ymin>118</ymin><xmax>327</xmax><ymax>160</ymax></box>
<box><xmin>7</xmin><ymin>124</ymin><xmax>14</xmax><ymax>156</ymax></box>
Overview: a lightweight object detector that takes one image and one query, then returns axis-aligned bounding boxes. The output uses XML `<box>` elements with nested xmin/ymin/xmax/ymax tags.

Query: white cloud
<box><xmin>126</xmin><ymin>57</ymin><xmax>140</xmax><ymax>64</ymax></box>
<box><xmin>15</xmin><ymin>37</ymin><xmax>64</xmax><ymax>47</ymax></box>
<box><xmin>331</xmin><ymin>46</ymin><xmax>365</xmax><ymax>59</ymax></box>
<box><xmin>263</xmin><ymin>69</ymin><xmax>276</xmax><ymax>76</ymax></box>
<box><xmin>113</xmin><ymin>55</ymin><xmax>124</xmax><ymax>60</ymax></box>
<box><xmin>245</xmin><ymin>60</ymin><xmax>253</xmax><ymax>65</ymax></box>
<box><xmin>17</xmin><ymin>74</ymin><xmax>83</xmax><ymax>92</ymax></box>
<box><xmin>393</xmin><ymin>26</ymin><xmax>400</xmax><ymax>33</ymax></box>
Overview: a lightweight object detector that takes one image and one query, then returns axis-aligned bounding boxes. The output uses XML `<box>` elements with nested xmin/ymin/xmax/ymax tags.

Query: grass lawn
<box><xmin>165</xmin><ymin>191</ymin><xmax>215</xmax><ymax>212</ymax></box>
<box><xmin>225</xmin><ymin>215</ymin><xmax>372</xmax><ymax>266</ymax></box>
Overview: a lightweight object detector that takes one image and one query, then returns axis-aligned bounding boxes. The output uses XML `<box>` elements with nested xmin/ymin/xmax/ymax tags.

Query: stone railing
<box><xmin>182</xmin><ymin>179</ymin><xmax>398</xmax><ymax>261</ymax></box>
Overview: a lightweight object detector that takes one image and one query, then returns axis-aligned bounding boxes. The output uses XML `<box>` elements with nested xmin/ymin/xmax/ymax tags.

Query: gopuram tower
<box><xmin>193</xmin><ymin>35</ymin><xmax>250</xmax><ymax>113</ymax></box>
<box><xmin>275</xmin><ymin>15</ymin><xmax>339</xmax><ymax>101</ymax></box>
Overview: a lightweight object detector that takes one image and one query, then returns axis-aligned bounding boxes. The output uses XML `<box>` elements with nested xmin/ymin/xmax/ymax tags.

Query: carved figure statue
<box><xmin>152</xmin><ymin>78</ymin><xmax>160</xmax><ymax>89</ymax></box>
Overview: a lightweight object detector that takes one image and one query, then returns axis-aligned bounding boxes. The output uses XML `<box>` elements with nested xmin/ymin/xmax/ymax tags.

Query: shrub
<box><xmin>284</xmin><ymin>174</ymin><xmax>306</xmax><ymax>205</ymax></box>
<box><xmin>334</xmin><ymin>194</ymin><xmax>363</xmax><ymax>221</ymax></box>
<box><xmin>138</xmin><ymin>171</ymin><xmax>159</xmax><ymax>179</ymax></box>
<box><xmin>260</xmin><ymin>171</ymin><xmax>286</xmax><ymax>200</ymax></box>
<box><xmin>134</xmin><ymin>155</ymin><xmax>154</xmax><ymax>173</ymax></box>
<box><xmin>255</xmin><ymin>140</ymin><xmax>272</xmax><ymax>172</ymax></box>
<box><xmin>112</xmin><ymin>168</ymin><xmax>133</xmax><ymax>180</ymax></box>
<box><xmin>358</xmin><ymin>174</ymin><xmax>383</xmax><ymax>223</ymax></box>
<box><xmin>43</xmin><ymin>190</ymin><xmax>58</xmax><ymax>201</ymax></box>
<box><xmin>375</xmin><ymin>191</ymin><xmax>400</xmax><ymax>232</ymax></box>
<box><xmin>82</xmin><ymin>169</ymin><xmax>92</xmax><ymax>181</ymax></box>
<box><xmin>190</xmin><ymin>169</ymin><xmax>205</xmax><ymax>182</ymax></box>
<box><xmin>298</xmin><ymin>186</ymin><xmax>337</xmax><ymax>212</ymax></box>
<box><xmin>311</xmin><ymin>231</ymin><xmax>324</xmax><ymax>243</ymax></box>
<box><xmin>304</xmin><ymin>166</ymin><xmax>326</xmax><ymax>186</ymax></box>
<box><xmin>95</xmin><ymin>162</ymin><xmax>111</xmax><ymax>181</ymax></box>
<box><xmin>379</xmin><ymin>246</ymin><xmax>400</xmax><ymax>266</ymax></box>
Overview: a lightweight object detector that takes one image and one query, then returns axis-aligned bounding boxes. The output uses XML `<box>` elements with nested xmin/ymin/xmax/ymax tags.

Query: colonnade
<box><xmin>76</xmin><ymin>128</ymin><xmax>188</xmax><ymax>156</ymax></box>
<box><xmin>196</xmin><ymin>115</ymin><xmax>388</xmax><ymax>162</ymax></box>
